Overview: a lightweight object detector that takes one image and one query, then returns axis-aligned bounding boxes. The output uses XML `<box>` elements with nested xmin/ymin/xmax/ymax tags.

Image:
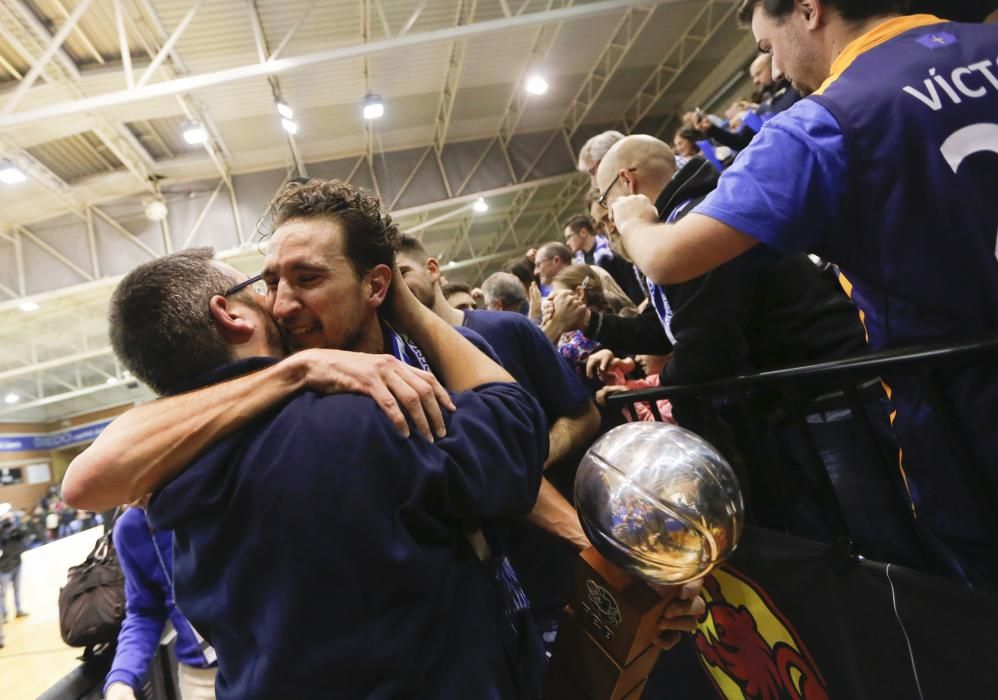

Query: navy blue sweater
<box><xmin>148</xmin><ymin>357</ymin><xmax>547</xmax><ymax>699</ymax></box>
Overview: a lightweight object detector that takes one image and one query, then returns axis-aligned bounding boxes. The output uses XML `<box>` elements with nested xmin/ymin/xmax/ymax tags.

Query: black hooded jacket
<box><xmin>588</xmin><ymin>156</ymin><xmax>868</xmax><ymax>385</ymax></box>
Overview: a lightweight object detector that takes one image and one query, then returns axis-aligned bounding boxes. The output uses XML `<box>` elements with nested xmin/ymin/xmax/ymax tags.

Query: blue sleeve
<box><xmin>455</xmin><ymin>326</ymin><xmax>502</xmax><ymax>365</ymax></box>
<box><xmin>105</xmin><ymin>510</ymin><xmax>169</xmax><ymax>693</ymax></box>
<box><xmin>296</xmin><ymin>383</ymin><xmax>547</xmax><ymax>529</ymax></box>
<box><xmin>692</xmin><ymin>99</ymin><xmax>848</xmax><ymax>255</ymax></box>
<box><xmin>515</xmin><ymin>317</ymin><xmax>592</xmax><ymax>419</ymax></box>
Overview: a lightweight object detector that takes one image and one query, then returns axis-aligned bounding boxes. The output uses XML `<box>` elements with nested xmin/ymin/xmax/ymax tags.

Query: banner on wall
<box><xmin>0</xmin><ymin>419</ymin><xmax>113</xmax><ymax>453</ymax></box>
<box><xmin>646</xmin><ymin>527</ymin><xmax>998</xmax><ymax>699</ymax></box>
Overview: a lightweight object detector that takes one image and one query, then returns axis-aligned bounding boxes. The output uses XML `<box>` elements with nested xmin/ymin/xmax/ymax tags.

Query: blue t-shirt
<box><xmin>463</xmin><ymin>309</ymin><xmax>591</xmax><ymax>428</ymax></box>
<box><xmin>693</xmin><ymin>99</ymin><xmax>848</xmax><ymax>258</ymax></box>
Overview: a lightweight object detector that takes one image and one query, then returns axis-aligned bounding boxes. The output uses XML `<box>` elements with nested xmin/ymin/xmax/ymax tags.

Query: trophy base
<box><xmin>543</xmin><ymin>611</ymin><xmax>658</xmax><ymax>700</ymax></box>
<box><xmin>543</xmin><ymin>548</ymin><xmax>668</xmax><ymax>699</ymax></box>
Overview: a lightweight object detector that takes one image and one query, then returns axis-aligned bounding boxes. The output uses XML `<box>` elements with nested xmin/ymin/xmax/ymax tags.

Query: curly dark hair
<box><xmin>737</xmin><ymin>0</ymin><xmax>902</xmax><ymax>25</ymax></box>
<box><xmin>266</xmin><ymin>178</ymin><xmax>399</xmax><ymax>276</ymax></box>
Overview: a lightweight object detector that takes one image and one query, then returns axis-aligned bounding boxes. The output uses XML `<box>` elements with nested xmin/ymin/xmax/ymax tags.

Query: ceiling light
<box><xmin>182</xmin><ymin>121</ymin><xmax>208</xmax><ymax>145</ymax></box>
<box><xmin>4</xmin><ymin>393</ymin><xmax>19</xmax><ymax>405</ymax></box>
<box><xmin>362</xmin><ymin>94</ymin><xmax>384</xmax><ymax>120</ymax></box>
<box><xmin>0</xmin><ymin>161</ymin><xmax>26</xmax><ymax>184</ymax></box>
<box><xmin>525</xmin><ymin>75</ymin><xmax>549</xmax><ymax>96</ymax></box>
<box><xmin>281</xmin><ymin>118</ymin><xmax>299</xmax><ymax>135</ymax></box>
<box><xmin>276</xmin><ymin>101</ymin><xmax>294</xmax><ymax>119</ymax></box>
<box><xmin>473</xmin><ymin>197</ymin><xmax>488</xmax><ymax>213</ymax></box>
<box><xmin>18</xmin><ymin>301</ymin><xmax>39</xmax><ymax>312</ymax></box>
<box><xmin>144</xmin><ymin>198</ymin><xmax>168</xmax><ymax>221</ymax></box>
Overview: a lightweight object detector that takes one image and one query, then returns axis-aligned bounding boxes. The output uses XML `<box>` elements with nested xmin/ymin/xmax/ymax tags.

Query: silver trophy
<box><xmin>575</xmin><ymin>422</ymin><xmax>745</xmax><ymax>585</ymax></box>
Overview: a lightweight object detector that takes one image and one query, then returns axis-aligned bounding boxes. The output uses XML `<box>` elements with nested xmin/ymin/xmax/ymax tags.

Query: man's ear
<box><xmin>366</xmin><ymin>264</ymin><xmax>392</xmax><ymax>308</ymax></box>
<box><xmin>426</xmin><ymin>257</ymin><xmax>441</xmax><ymax>285</ymax></box>
<box><xmin>488</xmin><ymin>300</ymin><xmax>503</xmax><ymax>311</ymax></box>
<box><xmin>208</xmin><ymin>295</ymin><xmax>256</xmax><ymax>343</ymax></box>
<box><xmin>621</xmin><ymin>168</ymin><xmax>639</xmax><ymax>195</ymax></box>
<box><xmin>799</xmin><ymin>0</ymin><xmax>820</xmax><ymax>28</ymax></box>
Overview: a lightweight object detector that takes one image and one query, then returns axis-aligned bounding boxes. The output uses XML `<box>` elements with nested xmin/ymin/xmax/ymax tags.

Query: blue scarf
<box><xmin>382</xmin><ymin>319</ymin><xmax>431</xmax><ymax>372</ymax></box>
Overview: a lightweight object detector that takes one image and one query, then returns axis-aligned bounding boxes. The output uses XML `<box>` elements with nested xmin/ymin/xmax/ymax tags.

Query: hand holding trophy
<box><xmin>545</xmin><ymin>422</ymin><xmax>745</xmax><ymax>699</ymax></box>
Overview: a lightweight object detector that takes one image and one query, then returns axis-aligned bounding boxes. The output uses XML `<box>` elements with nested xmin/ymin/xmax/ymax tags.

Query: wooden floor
<box><xmin>0</xmin><ymin>527</ymin><xmax>104</xmax><ymax>700</ymax></box>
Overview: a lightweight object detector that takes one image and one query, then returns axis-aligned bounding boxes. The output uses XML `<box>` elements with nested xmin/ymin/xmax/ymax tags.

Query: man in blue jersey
<box><xmin>610</xmin><ymin>0</ymin><xmax>998</xmax><ymax>588</ymax></box>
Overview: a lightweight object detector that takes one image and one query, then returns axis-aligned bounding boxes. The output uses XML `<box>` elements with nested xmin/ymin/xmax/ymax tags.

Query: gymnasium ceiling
<box><xmin>0</xmin><ymin>0</ymin><xmax>757</xmax><ymax>423</ymax></box>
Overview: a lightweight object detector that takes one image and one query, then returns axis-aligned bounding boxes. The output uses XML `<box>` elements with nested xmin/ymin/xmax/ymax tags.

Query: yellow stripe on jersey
<box><xmin>814</xmin><ymin>15</ymin><xmax>947</xmax><ymax>96</ymax></box>
<box><xmin>838</xmin><ymin>272</ymin><xmax>917</xmax><ymax>515</ymax></box>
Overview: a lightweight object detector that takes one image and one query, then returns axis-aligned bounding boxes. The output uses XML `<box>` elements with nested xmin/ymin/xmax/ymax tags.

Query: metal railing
<box><xmin>605</xmin><ymin>337</ymin><xmax>998</xmax><ymax>564</ymax></box>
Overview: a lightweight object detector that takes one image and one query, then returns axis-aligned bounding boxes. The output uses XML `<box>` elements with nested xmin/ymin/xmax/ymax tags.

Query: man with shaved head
<box><xmin>577</xmin><ymin>135</ymin><xmax>922</xmax><ymax>562</ymax></box>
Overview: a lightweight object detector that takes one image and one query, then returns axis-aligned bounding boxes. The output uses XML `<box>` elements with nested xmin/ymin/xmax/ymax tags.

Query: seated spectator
<box><xmin>105</xmin><ymin>507</ymin><xmax>217</xmax><ymax>700</ymax></box>
<box><xmin>481</xmin><ymin>271</ymin><xmax>529</xmax><ymax>314</ymax></box>
<box><xmin>442</xmin><ymin>282</ymin><xmax>477</xmax><ymax>310</ymax></box>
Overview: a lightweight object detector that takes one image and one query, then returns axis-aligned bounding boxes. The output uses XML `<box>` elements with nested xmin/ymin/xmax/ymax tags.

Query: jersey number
<box><xmin>940</xmin><ymin>123</ymin><xmax>998</xmax><ymax>262</ymax></box>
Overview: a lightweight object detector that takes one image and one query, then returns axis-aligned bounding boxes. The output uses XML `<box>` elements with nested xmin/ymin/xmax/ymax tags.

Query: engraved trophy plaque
<box><xmin>544</xmin><ymin>422</ymin><xmax>745</xmax><ymax>699</ymax></box>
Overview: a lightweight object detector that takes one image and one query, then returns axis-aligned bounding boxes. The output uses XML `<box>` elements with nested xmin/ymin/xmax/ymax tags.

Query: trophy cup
<box><xmin>544</xmin><ymin>422</ymin><xmax>745</xmax><ymax>699</ymax></box>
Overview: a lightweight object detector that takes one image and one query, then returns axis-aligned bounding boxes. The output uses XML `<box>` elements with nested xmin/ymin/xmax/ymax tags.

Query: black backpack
<box><xmin>58</xmin><ymin>515</ymin><xmax>126</xmax><ymax>647</ymax></box>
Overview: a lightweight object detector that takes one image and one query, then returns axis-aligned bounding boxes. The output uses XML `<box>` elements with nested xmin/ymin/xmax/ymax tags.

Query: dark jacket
<box><xmin>148</xmin><ymin>357</ymin><xmax>548</xmax><ymax>700</ymax></box>
<box><xmin>589</xmin><ymin>156</ymin><xmax>867</xmax><ymax>385</ymax></box>
<box><xmin>652</xmin><ymin>157</ymin><xmax>867</xmax><ymax>385</ymax></box>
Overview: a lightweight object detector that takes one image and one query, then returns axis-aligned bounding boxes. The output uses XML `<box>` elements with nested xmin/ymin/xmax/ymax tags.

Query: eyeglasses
<box><xmin>223</xmin><ymin>273</ymin><xmax>265</xmax><ymax>297</ymax></box>
<box><xmin>596</xmin><ymin>169</ymin><xmax>635</xmax><ymax>209</ymax></box>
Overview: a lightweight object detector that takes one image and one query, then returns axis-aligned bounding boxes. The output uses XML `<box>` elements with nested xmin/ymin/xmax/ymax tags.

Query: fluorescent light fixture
<box><xmin>18</xmin><ymin>301</ymin><xmax>39</xmax><ymax>312</ymax></box>
<box><xmin>0</xmin><ymin>161</ymin><xmax>26</xmax><ymax>184</ymax></box>
<box><xmin>525</xmin><ymin>75</ymin><xmax>549</xmax><ymax>95</ymax></box>
<box><xmin>362</xmin><ymin>94</ymin><xmax>385</xmax><ymax>120</ymax></box>
<box><xmin>182</xmin><ymin>121</ymin><xmax>208</xmax><ymax>145</ymax></box>
<box><xmin>4</xmin><ymin>393</ymin><xmax>19</xmax><ymax>405</ymax></box>
<box><xmin>276</xmin><ymin>100</ymin><xmax>294</xmax><ymax>119</ymax></box>
<box><xmin>144</xmin><ymin>199</ymin><xmax>168</xmax><ymax>221</ymax></box>
<box><xmin>473</xmin><ymin>197</ymin><xmax>488</xmax><ymax>213</ymax></box>
<box><xmin>281</xmin><ymin>118</ymin><xmax>299</xmax><ymax>135</ymax></box>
